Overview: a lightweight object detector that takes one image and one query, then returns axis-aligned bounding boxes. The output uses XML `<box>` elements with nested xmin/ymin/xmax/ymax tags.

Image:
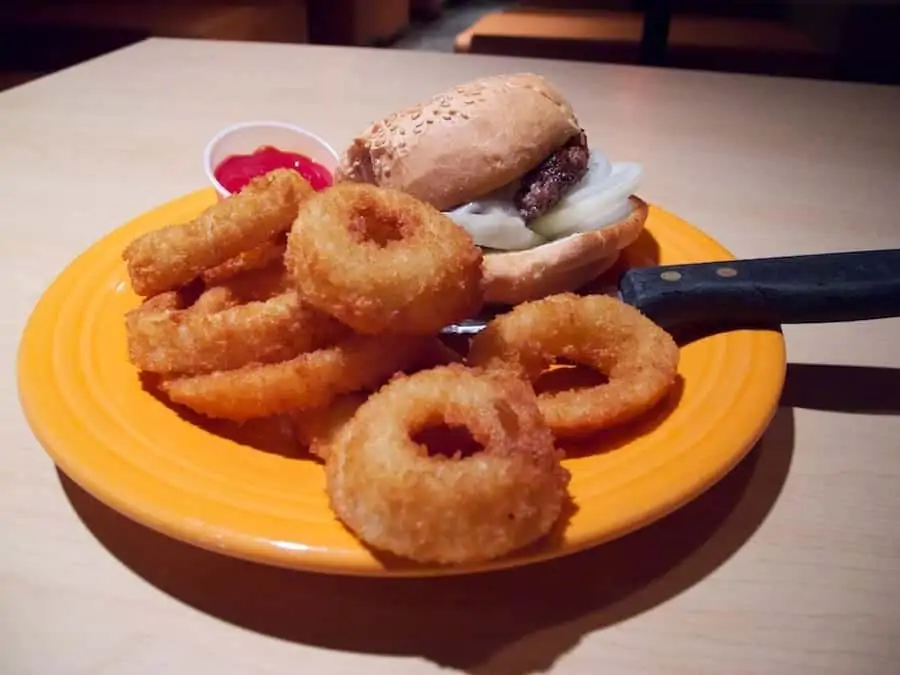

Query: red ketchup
<box><xmin>214</xmin><ymin>145</ymin><xmax>333</xmax><ymax>193</ymax></box>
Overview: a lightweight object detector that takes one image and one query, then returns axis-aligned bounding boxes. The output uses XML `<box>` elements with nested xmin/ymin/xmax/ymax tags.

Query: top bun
<box><xmin>335</xmin><ymin>73</ymin><xmax>582</xmax><ymax>211</ymax></box>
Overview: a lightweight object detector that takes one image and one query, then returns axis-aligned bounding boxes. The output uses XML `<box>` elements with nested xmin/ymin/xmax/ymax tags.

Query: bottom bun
<box><xmin>482</xmin><ymin>196</ymin><xmax>649</xmax><ymax>305</ymax></box>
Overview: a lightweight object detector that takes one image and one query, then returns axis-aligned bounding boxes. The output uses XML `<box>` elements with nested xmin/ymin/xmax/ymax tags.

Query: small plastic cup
<box><xmin>203</xmin><ymin>120</ymin><xmax>340</xmax><ymax>200</ymax></box>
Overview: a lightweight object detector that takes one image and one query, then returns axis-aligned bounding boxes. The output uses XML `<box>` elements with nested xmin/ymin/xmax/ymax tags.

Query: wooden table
<box><xmin>3</xmin><ymin>38</ymin><xmax>900</xmax><ymax>675</ymax></box>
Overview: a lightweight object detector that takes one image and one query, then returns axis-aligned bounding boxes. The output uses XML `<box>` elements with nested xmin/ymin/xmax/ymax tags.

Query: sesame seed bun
<box><xmin>336</xmin><ymin>73</ymin><xmax>648</xmax><ymax>306</ymax></box>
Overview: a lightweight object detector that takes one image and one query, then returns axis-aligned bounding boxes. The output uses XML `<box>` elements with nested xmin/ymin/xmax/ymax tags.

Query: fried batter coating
<box><xmin>468</xmin><ymin>293</ymin><xmax>679</xmax><ymax>438</ymax></box>
<box><xmin>189</xmin><ymin>285</ymin><xmax>238</xmax><ymax>314</ymax></box>
<box><xmin>286</xmin><ymin>183</ymin><xmax>484</xmax><ymax>335</ymax></box>
<box><xmin>401</xmin><ymin>336</ymin><xmax>465</xmax><ymax>373</ymax></box>
<box><xmin>291</xmin><ymin>336</ymin><xmax>464</xmax><ymax>462</ymax></box>
<box><xmin>212</xmin><ymin>262</ymin><xmax>291</xmax><ymax>302</ymax></box>
<box><xmin>126</xmin><ymin>289</ymin><xmax>346</xmax><ymax>375</ymax></box>
<box><xmin>160</xmin><ymin>334</ymin><xmax>434</xmax><ymax>420</ymax></box>
<box><xmin>123</xmin><ymin>169</ymin><xmax>312</xmax><ymax>297</ymax></box>
<box><xmin>325</xmin><ymin>364</ymin><xmax>570</xmax><ymax>565</ymax></box>
<box><xmin>291</xmin><ymin>392</ymin><xmax>368</xmax><ymax>462</ymax></box>
<box><xmin>200</xmin><ymin>236</ymin><xmax>287</xmax><ymax>286</ymax></box>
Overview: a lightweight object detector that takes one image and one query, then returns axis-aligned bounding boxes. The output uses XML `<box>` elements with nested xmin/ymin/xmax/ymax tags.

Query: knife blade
<box><xmin>441</xmin><ymin>248</ymin><xmax>900</xmax><ymax>335</ymax></box>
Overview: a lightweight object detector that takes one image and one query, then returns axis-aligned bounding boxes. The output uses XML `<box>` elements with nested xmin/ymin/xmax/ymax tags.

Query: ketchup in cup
<box><xmin>214</xmin><ymin>145</ymin><xmax>334</xmax><ymax>194</ymax></box>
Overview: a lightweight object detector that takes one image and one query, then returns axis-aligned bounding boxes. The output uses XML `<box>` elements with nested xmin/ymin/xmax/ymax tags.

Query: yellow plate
<box><xmin>17</xmin><ymin>188</ymin><xmax>786</xmax><ymax>577</ymax></box>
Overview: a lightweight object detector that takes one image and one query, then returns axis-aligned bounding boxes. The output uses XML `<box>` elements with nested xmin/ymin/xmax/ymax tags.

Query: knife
<box><xmin>442</xmin><ymin>248</ymin><xmax>900</xmax><ymax>335</ymax></box>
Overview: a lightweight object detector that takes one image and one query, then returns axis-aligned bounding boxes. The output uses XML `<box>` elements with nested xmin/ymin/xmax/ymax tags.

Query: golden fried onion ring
<box><xmin>468</xmin><ymin>293</ymin><xmax>680</xmax><ymax>438</ymax></box>
<box><xmin>325</xmin><ymin>364</ymin><xmax>571</xmax><ymax>565</ymax></box>
<box><xmin>290</xmin><ymin>337</ymin><xmax>464</xmax><ymax>462</ymax></box>
<box><xmin>291</xmin><ymin>392</ymin><xmax>368</xmax><ymax>462</ymax></box>
<box><xmin>189</xmin><ymin>285</ymin><xmax>238</xmax><ymax>314</ymax></box>
<box><xmin>160</xmin><ymin>334</ymin><xmax>434</xmax><ymax>420</ymax></box>
<box><xmin>126</xmin><ymin>289</ymin><xmax>346</xmax><ymax>375</ymax></box>
<box><xmin>123</xmin><ymin>169</ymin><xmax>312</xmax><ymax>297</ymax></box>
<box><xmin>200</xmin><ymin>235</ymin><xmax>287</xmax><ymax>286</ymax></box>
<box><xmin>286</xmin><ymin>183</ymin><xmax>484</xmax><ymax>335</ymax></box>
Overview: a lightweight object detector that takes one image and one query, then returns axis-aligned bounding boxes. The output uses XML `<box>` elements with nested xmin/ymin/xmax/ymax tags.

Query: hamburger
<box><xmin>335</xmin><ymin>73</ymin><xmax>648</xmax><ymax>305</ymax></box>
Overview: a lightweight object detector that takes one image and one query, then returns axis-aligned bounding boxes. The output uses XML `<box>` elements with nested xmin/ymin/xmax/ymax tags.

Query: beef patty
<box><xmin>514</xmin><ymin>131</ymin><xmax>590</xmax><ymax>221</ymax></box>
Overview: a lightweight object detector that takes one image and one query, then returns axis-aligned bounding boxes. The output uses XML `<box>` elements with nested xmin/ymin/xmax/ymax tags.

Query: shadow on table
<box><xmin>780</xmin><ymin>363</ymin><xmax>900</xmax><ymax>415</ymax></box>
<box><xmin>60</xmin><ymin>358</ymin><xmax>900</xmax><ymax>673</ymax></box>
<box><xmin>58</xmin><ymin>393</ymin><xmax>796</xmax><ymax>675</ymax></box>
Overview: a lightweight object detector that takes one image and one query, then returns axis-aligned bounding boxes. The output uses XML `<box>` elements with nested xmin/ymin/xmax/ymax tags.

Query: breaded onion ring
<box><xmin>291</xmin><ymin>336</ymin><xmax>464</xmax><ymax>462</ymax></box>
<box><xmin>123</xmin><ymin>169</ymin><xmax>313</xmax><ymax>297</ymax></box>
<box><xmin>468</xmin><ymin>293</ymin><xmax>680</xmax><ymax>438</ymax></box>
<box><xmin>125</xmin><ymin>289</ymin><xmax>346</xmax><ymax>375</ymax></box>
<box><xmin>286</xmin><ymin>183</ymin><xmax>484</xmax><ymax>335</ymax></box>
<box><xmin>200</xmin><ymin>235</ymin><xmax>287</xmax><ymax>286</ymax></box>
<box><xmin>291</xmin><ymin>392</ymin><xmax>368</xmax><ymax>462</ymax></box>
<box><xmin>213</xmin><ymin>262</ymin><xmax>291</xmax><ymax>302</ymax></box>
<box><xmin>325</xmin><ymin>364</ymin><xmax>571</xmax><ymax>565</ymax></box>
<box><xmin>127</xmin><ymin>283</ymin><xmax>234</xmax><ymax>320</ymax></box>
<box><xmin>401</xmin><ymin>336</ymin><xmax>465</xmax><ymax>374</ymax></box>
<box><xmin>136</xmin><ymin>289</ymin><xmax>182</xmax><ymax>313</ymax></box>
<box><xmin>189</xmin><ymin>285</ymin><xmax>238</xmax><ymax>314</ymax></box>
<box><xmin>160</xmin><ymin>334</ymin><xmax>433</xmax><ymax>421</ymax></box>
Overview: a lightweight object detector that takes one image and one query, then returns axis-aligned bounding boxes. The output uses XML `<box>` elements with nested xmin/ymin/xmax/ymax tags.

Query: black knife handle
<box><xmin>619</xmin><ymin>248</ymin><xmax>900</xmax><ymax>329</ymax></box>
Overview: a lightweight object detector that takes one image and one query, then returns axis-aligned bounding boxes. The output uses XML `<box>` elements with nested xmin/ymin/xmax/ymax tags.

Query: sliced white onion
<box><xmin>443</xmin><ymin>156</ymin><xmax>642</xmax><ymax>250</ymax></box>
<box><xmin>446</xmin><ymin>202</ymin><xmax>547</xmax><ymax>250</ymax></box>
<box><xmin>530</xmin><ymin>162</ymin><xmax>643</xmax><ymax>240</ymax></box>
<box><xmin>558</xmin><ymin>153</ymin><xmax>614</xmax><ymax>205</ymax></box>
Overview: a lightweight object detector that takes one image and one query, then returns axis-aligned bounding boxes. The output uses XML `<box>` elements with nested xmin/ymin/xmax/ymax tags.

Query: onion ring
<box><xmin>160</xmin><ymin>333</ymin><xmax>433</xmax><ymax>420</ymax></box>
<box><xmin>325</xmin><ymin>364</ymin><xmax>571</xmax><ymax>565</ymax></box>
<box><xmin>291</xmin><ymin>392</ymin><xmax>368</xmax><ymax>462</ymax></box>
<box><xmin>189</xmin><ymin>285</ymin><xmax>238</xmax><ymax>314</ymax></box>
<box><xmin>126</xmin><ymin>289</ymin><xmax>346</xmax><ymax>375</ymax></box>
<box><xmin>400</xmin><ymin>336</ymin><xmax>465</xmax><ymax>374</ymax></box>
<box><xmin>291</xmin><ymin>333</ymin><xmax>463</xmax><ymax>463</ymax></box>
<box><xmin>285</xmin><ymin>182</ymin><xmax>484</xmax><ymax>335</ymax></box>
<box><xmin>468</xmin><ymin>293</ymin><xmax>680</xmax><ymax>438</ymax></box>
<box><xmin>200</xmin><ymin>235</ymin><xmax>287</xmax><ymax>286</ymax></box>
<box><xmin>212</xmin><ymin>262</ymin><xmax>291</xmax><ymax>302</ymax></box>
<box><xmin>123</xmin><ymin>169</ymin><xmax>313</xmax><ymax>297</ymax></box>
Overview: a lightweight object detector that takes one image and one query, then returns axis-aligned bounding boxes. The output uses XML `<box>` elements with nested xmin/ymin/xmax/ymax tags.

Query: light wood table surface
<box><xmin>3</xmin><ymin>38</ymin><xmax>900</xmax><ymax>675</ymax></box>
